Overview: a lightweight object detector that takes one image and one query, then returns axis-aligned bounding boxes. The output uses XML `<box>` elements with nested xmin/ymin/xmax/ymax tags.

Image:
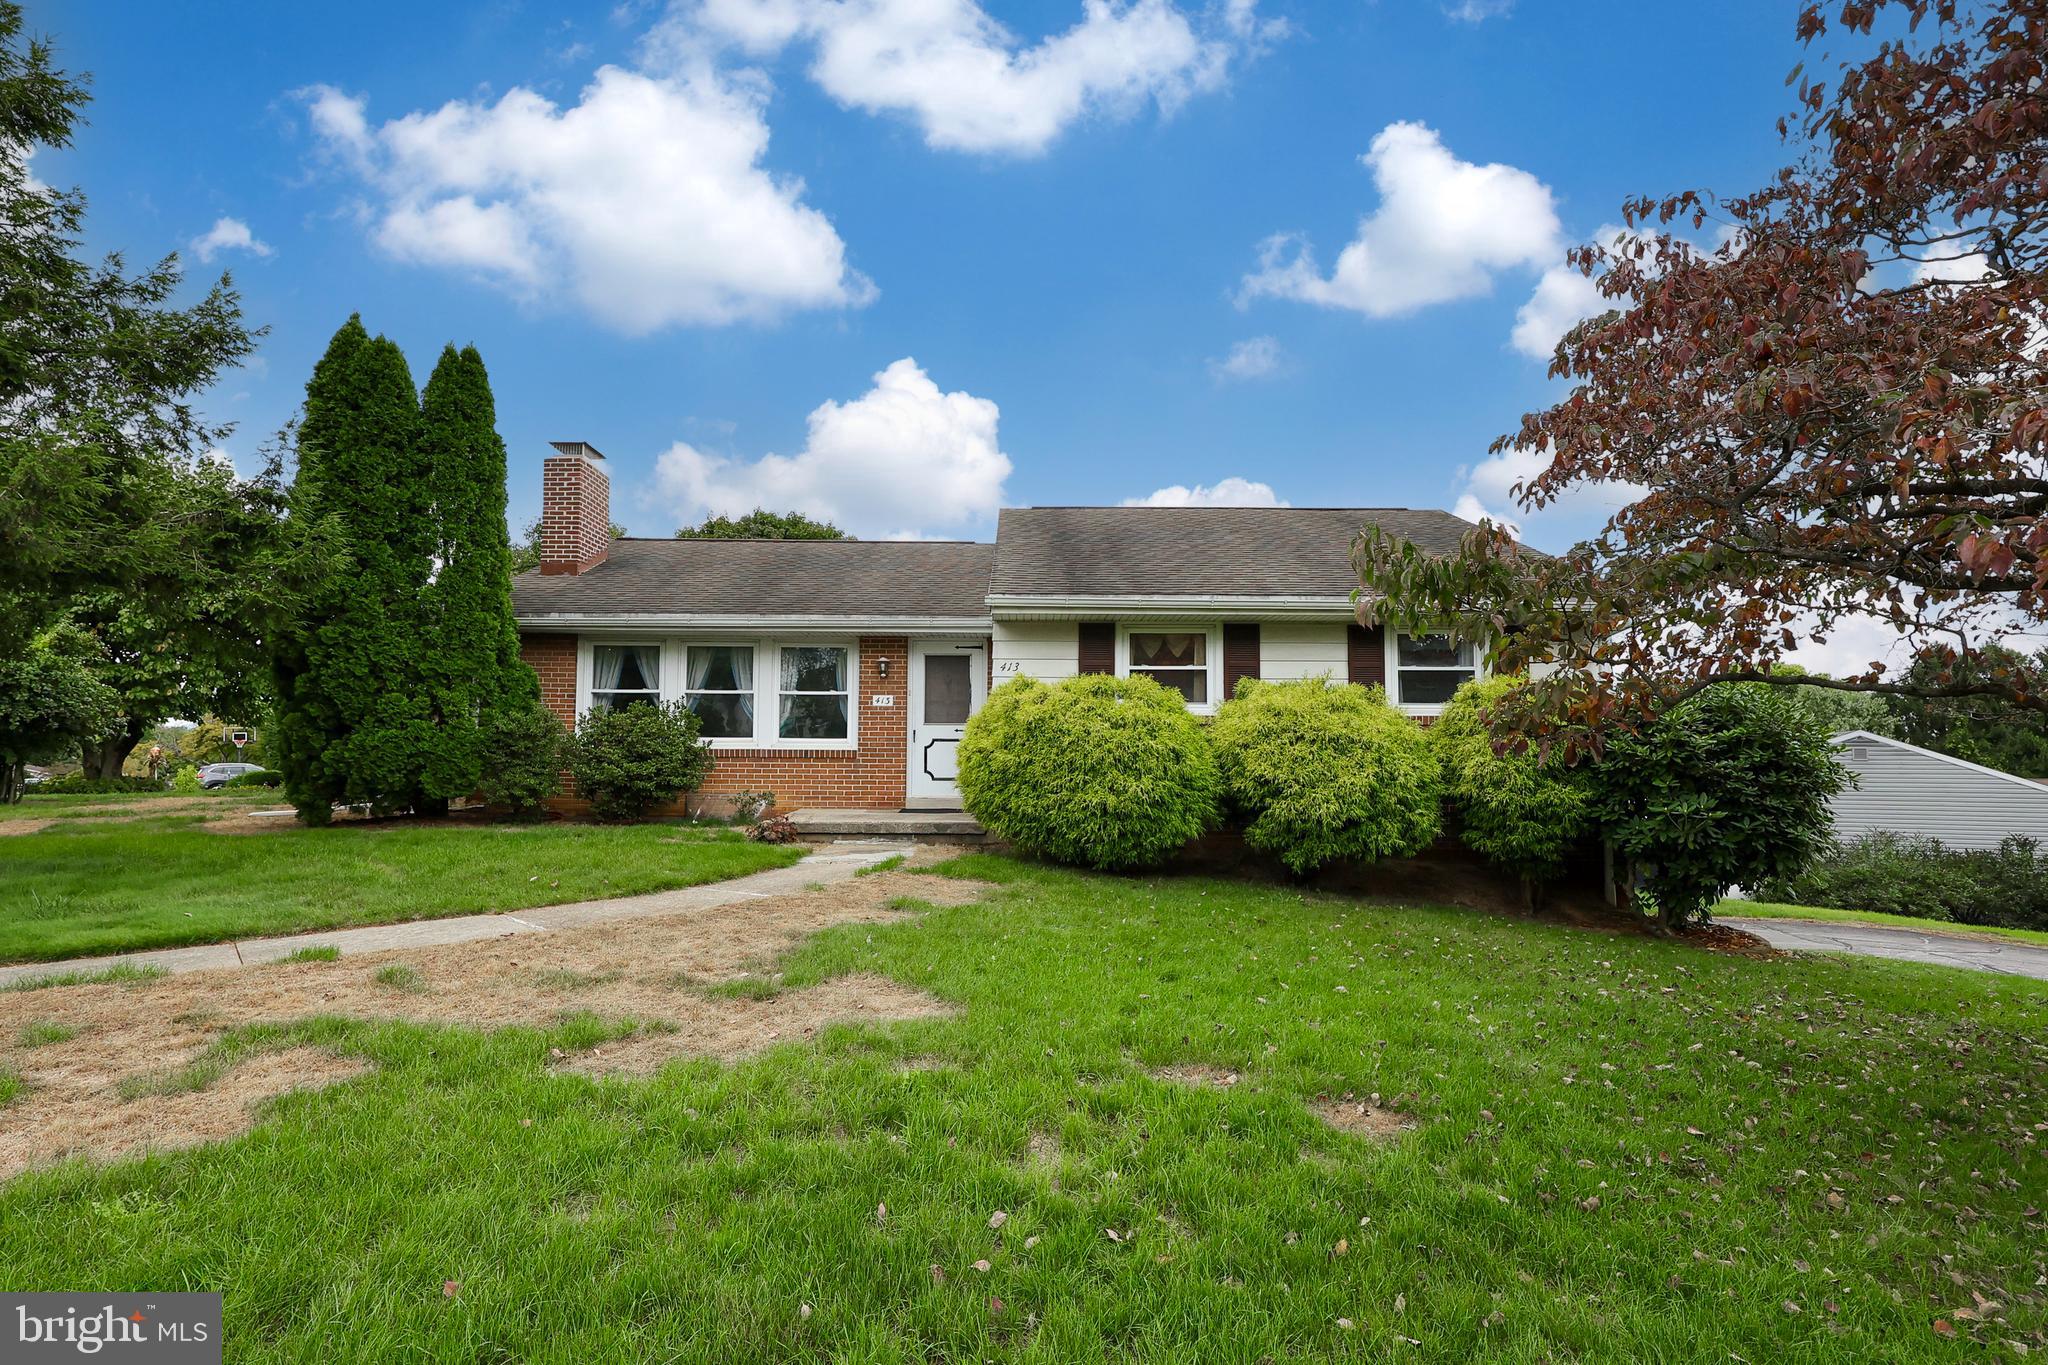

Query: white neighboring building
<box><xmin>1829</xmin><ymin>730</ymin><xmax>2048</xmax><ymax>851</ymax></box>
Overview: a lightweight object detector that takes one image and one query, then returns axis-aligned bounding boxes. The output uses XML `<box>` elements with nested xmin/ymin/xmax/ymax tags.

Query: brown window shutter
<box><xmin>1347</xmin><ymin>623</ymin><xmax>1386</xmax><ymax>688</ymax></box>
<box><xmin>1077</xmin><ymin>621</ymin><xmax>1115</xmax><ymax>675</ymax></box>
<box><xmin>1222</xmin><ymin>623</ymin><xmax>1259</xmax><ymax>699</ymax></box>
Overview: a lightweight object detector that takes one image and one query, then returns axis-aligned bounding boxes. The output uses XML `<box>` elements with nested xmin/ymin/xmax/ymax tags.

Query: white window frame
<box><xmin>680</xmin><ymin>641</ymin><xmax>759</xmax><ymax>743</ymax></box>
<box><xmin>585</xmin><ymin>640</ymin><xmax>665</xmax><ymax>715</ymax></box>
<box><xmin>1116</xmin><ymin>623</ymin><xmax>1223</xmax><ymax>715</ymax></box>
<box><xmin>773</xmin><ymin>641</ymin><xmax>858</xmax><ymax>748</ymax></box>
<box><xmin>574</xmin><ymin>635</ymin><xmax>859</xmax><ymax>751</ymax></box>
<box><xmin>1383</xmin><ymin>629</ymin><xmax>1484</xmax><ymax>716</ymax></box>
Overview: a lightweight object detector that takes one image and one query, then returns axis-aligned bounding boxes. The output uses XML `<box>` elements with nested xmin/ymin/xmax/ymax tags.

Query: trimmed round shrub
<box><xmin>567</xmin><ymin>701</ymin><xmax>712</xmax><ymax>822</ymax></box>
<box><xmin>957</xmin><ymin>674</ymin><xmax>1220</xmax><ymax>870</ymax></box>
<box><xmin>1592</xmin><ymin>683</ymin><xmax>1848</xmax><ymax>927</ymax></box>
<box><xmin>221</xmin><ymin>768</ymin><xmax>285</xmax><ymax>789</ymax></box>
<box><xmin>1209</xmin><ymin>677</ymin><xmax>1441</xmax><ymax>874</ymax></box>
<box><xmin>169</xmin><ymin>764</ymin><xmax>203</xmax><ymax>794</ymax></box>
<box><xmin>1432</xmin><ymin>677</ymin><xmax>1592</xmax><ymax>904</ymax></box>
<box><xmin>476</xmin><ymin>702</ymin><xmax>567</xmax><ymax>819</ymax></box>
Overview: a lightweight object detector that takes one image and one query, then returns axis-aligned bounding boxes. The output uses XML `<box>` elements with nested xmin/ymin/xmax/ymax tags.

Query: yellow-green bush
<box><xmin>1432</xmin><ymin>676</ymin><xmax>1592</xmax><ymax>903</ymax></box>
<box><xmin>957</xmin><ymin>674</ymin><xmax>1220</xmax><ymax>870</ymax></box>
<box><xmin>1210</xmin><ymin>677</ymin><xmax>1440</xmax><ymax>875</ymax></box>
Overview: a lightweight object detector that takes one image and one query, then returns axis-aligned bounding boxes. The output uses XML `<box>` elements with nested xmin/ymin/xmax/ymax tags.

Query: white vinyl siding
<box><xmin>992</xmin><ymin>620</ymin><xmax>1079</xmax><ymax>683</ymax></box>
<box><xmin>1831</xmin><ymin>733</ymin><xmax>2048</xmax><ymax>852</ymax></box>
<box><xmin>1257</xmin><ymin>621</ymin><xmax>1348</xmax><ymax>680</ymax></box>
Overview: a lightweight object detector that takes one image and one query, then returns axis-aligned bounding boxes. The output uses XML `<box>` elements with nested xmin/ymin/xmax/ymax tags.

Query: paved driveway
<box><xmin>1739</xmin><ymin>918</ymin><xmax>2048</xmax><ymax>981</ymax></box>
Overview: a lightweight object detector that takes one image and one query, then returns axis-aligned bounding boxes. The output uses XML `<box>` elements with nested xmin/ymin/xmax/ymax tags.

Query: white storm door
<box><xmin>907</xmin><ymin>641</ymin><xmax>986</xmax><ymax>803</ymax></box>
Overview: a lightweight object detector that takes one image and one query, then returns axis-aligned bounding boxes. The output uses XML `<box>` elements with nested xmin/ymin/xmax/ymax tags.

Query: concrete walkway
<box><xmin>0</xmin><ymin>840</ymin><xmax>914</xmax><ymax>990</ymax></box>
<box><xmin>1739</xmin><ymin>918</ymin><xmax>2048</xmax><ymax>981</ymax></box>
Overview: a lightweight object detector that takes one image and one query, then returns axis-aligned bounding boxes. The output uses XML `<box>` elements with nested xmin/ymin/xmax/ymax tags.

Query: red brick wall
<box><xmin>523</xmin><ymin>632</ymin><xmax>578</xmax><ymax>723</ymax></box>
<box><xmin>518</xmin><ymin>632</ymin><xmax>911</xmax><ymax>813</ymax></box>
<box><xmin>538</xmin><ymin>452</ymin><xmax>611</xmax><ymax>575</ymax></box>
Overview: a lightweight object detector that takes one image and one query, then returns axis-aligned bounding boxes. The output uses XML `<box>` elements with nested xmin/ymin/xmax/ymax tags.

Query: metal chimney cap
<box><xmin>548</xmin><ymin>441</ymin><xmax>605</xmax><ymax>460</ymax></box>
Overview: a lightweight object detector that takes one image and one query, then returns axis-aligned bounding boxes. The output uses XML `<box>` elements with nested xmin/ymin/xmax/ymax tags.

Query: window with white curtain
<box><xmin>590</xmin><ymin>644</ymin><xmax>661</xmax><ymax>713</ymax></box>
<box><xmin>1128</xmin><ymin>631</ymin><xmax>1209</xmax><ymax>704</ymax></box>
<box><xmin>1394</xmin><ymin>632</ymin><xmax>1476</xmax><ymax>705</ymax></box>
<box><xmin>779</xmin><ymin>645</ymin><xmax>849</xmax><ymax>740</ymax></box>
<box><xmin>685</xmin><ymin>645</ymin><xmax>755</xmax><ymax>738</ymax></box>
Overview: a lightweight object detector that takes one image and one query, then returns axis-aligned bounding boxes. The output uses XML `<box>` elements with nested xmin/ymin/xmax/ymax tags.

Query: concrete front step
<box><xmin>786</xmin><ymin>808</ymin><xmax>987</xmax><ymax>838</ymax></box>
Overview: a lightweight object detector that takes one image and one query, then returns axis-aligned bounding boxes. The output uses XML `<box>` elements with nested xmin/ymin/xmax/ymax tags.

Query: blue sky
<box><xmin>39</xmin><ymin>0</ymin><xmax>1803</xmax><ymax>550</ymax></box>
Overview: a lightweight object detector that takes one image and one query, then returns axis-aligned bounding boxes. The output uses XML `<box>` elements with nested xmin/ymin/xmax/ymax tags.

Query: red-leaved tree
<box><xmin>1356</xmin><ymin>0</ymin><xmax>2046</xmax><ymax>751</ymax></box>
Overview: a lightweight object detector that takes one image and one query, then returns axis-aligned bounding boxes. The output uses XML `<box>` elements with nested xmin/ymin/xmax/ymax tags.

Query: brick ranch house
<box><xmin>514</xmin><ymin>442</ymin><xmax>1496</xmax><ymax>814</ymax></box>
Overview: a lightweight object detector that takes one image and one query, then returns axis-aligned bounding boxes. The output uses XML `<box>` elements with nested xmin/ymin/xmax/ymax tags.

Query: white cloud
<box><xmin>676</xmin><ymin>0</ymin><xmax>1282</xmax><ymax>155</ymax></box>
<box><xmin>1912</xmin><ymin>250</ymin><xmax>1992</xmax><ymax>285</ymax></box>
<box><xmin>1510</xmin><ymin>259</ymin><xmax>1606</xmax><ymax>359</ymax></box>
<box><xmin>655</xmin><ymin>357</ymin><xmax>1010</xmax><ymax>535</ymax></box>
<box><xmin>1450</xmin><ymin>442</ymin><xmax>1647</xmax><ymax>545</ymax></box>
<box><xmin>299</xmin><ymin>68</ymin><xmax>871</xmax><ymax>332</ymax></box>
<box><xmin>1239</xmin><ymin>122</ymin><xmax>1560</xmax><ymax>319</ymax></box>
<box><xmin>1208</xmin><ymin>335</ymin><xmax>1284</xmax><ymax>381</ymax></box>
<box><xmin>1124</xmin><ymin>477</ymin><xmax>1287</xmax><ymax>507</ymax></box>
<box><xmin>1445</xmin><ymin>0</ymin><xmax>1513</xmax><ymax>20</ymax></box>
<box><xmin>190</xmin><ymin>217</ymin><xmax>272</xmax><ymax>263</ymax></box>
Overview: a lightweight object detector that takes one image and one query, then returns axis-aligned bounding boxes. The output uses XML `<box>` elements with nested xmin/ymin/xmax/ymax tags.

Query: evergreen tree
<box><xmin>272</xmin><ymin>316</ymin><xmax>433</xmax><ymax>821</ymax></box>
<box><xmin>417</xmin><ymin>344</ymin><xmax>536</xmax><ymax>809</ymax></box>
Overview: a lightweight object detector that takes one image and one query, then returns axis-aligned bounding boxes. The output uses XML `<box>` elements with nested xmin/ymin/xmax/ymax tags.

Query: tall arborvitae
<box><xmin>417</xmin><ymin>344</ymin><xmax>536</xmax><ymax>809</ymax></box>
<box><xmin>272</xmin><ymin>315</ymin><xmax>433</xmax><ymax>821</ymax></box>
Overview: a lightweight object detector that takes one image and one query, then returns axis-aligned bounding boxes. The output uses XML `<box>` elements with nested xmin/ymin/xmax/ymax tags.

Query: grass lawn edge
<box><xmin>1717</xmin><ymin>898</ymin><xmax>2048</xmax><ymax>948</ymax></box>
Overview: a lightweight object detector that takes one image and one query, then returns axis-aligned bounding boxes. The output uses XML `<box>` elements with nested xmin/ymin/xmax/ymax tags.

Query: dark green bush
<box><xmin>1759</xmin><ymin>833</ymin><xmax>2048</xmax><ymax>931</ymax></box>
<box><xmin>1431</xmin><ymin>677</ymin><xmax>1592</xmax><ymax>904</ymax></box>
<box><xmin>957</xmin><ymin>674</ymin><xmax>1220</xmax><ymax>870</ymax></box>
<box><xmin>567</xmin><ymin>701</ymin><xmax>712</xmax><ymax>822</ymax></box>
<box><xmin>29</xmin><ymin>775</ymin><xmax>159</xmax><ymax>795</ymax></box>
<box><xmin>1210</xmin><ymin>677</ymin><xmax>1440</xmax><ymax>874</ymax></box>
<box><xmin>221</xmin><ymin>769</ymin><xmax>285</xmax><ymax>788</ymax></box>
<box><xmin>475</xmin><ymin>702</ymin><xmax>567</xmax><ymax>819</ymax></box>
<box><xmin>1592</xmin><ymin>684</ymin><xmax>1848</xmax><ymax>927</ymax></box>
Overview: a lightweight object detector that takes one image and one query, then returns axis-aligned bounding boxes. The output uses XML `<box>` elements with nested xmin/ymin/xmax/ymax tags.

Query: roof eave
<box><xmin>986</xmin><ymin>593</ymin><xmax>1361</xmax><ymax>621</ymax></box>
<box><xmin>514</xmin><ymin>612</ymin><xmax>995</xmax><ymax>633</ymax></box>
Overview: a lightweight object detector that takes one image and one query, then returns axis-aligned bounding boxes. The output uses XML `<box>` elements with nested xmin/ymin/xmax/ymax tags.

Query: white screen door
<box><xmin>907</xmin><ymin>641</ymin><xmax>987</xmax><ymax>804</ymax></box>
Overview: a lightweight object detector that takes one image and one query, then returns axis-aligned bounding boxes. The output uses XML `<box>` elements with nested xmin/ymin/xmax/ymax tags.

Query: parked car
<box><xmin>196</xmin><ymin>762</ymin><xmax>265</xmax><ymax>789</ymax></box>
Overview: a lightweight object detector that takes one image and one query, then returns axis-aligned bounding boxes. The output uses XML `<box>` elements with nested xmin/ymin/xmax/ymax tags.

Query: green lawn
<box><xmin>2</xmin><ymin>855</ymin><xmax>2041</xmax><ymax>1360</ymax></box>
<box><xmin>0</xmin><ymin>823</ymin><xmax>803</xmax><ymax>963</ymax></box>
<box><xmin>1719</xmin><ymin>898</ymin><xmax>2048</xmax><ymax>948</ymax></box>
<box><xmin>0</xmin><ymin>787</ymin><xmax>281</xmax><ymax>822</ymax></box>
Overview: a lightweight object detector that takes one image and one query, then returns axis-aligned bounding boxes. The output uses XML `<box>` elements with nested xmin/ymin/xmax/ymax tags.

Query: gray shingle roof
<box><xmin>512</xmin><ymin>538</ymin><xmax>996</xmax><ymax>620</ymax></box>
<box><xmin>988</xmin><ymin>506</ymin><xmax>1484</xmax><ymax>599</ymax></box>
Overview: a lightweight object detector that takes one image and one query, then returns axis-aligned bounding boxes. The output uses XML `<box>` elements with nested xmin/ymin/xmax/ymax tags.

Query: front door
<box><xmin>907</xmin><ymin>640</ymin><xmax>987</xmax><ymax>805</ymax></box>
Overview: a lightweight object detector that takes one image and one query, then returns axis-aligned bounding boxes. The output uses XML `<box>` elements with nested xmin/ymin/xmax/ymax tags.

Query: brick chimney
<box><xmin>538</xmin><ymin>441</ymin><xmax>610</xmax><ymax>575</ymax></box>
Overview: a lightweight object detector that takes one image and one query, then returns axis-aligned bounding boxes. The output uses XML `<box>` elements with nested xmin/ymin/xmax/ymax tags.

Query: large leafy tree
<box><xmin>271</xmin><ymin>317</ymin><xmax>433</xmax><ymax>821</ymax></box>
<box><xmin>1357</xmin><ymin>0</ymin><xmax>2048</xmax><ymax>751</ymax></box>
<box><xmin>0</xmin><ymin>623</ymin><xmax>115</xmax><ymax>802</ymax></box>
<box><xmin>66</xmin><ymin>455</ymin><xmax>295</xmax><ymax>777</ymax></box>
<box><xmin>1887</xmin><ymin>642</ymin><xmax>2048</xmax><ymax>775</ymax></box>
<box><xmin>417</xmin><ymin>344</ymin><xmax>536</xmax><ymax>809</ymax></box>
<box><xmin>675</xmin><ymin>510</ymin><xmax>848</xmax><ymax>540</ymax></box>
<box><xmin>0</xmin><ymin>2</ymin><xmax>257</xmax><ymax>656</ymax></box>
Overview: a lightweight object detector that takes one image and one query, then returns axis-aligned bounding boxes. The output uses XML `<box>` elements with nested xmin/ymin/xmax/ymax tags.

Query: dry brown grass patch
<box><xmin>0</xmin><ymin>1046</ymin><xmax>368</xmax><ymax>1175</ymax></box>
<box><xmin>1151</xmin><ymin>1063</ymin><xmax>1243</xmax><ymax>1089</ymax></box>
<box><xmin>1310</xmin><ymin>1092</ymin><xmax>1417</xmax><ymax>1140</ymax></box>
<box><xmin>0</xmin><ymin>868</ymin><xmax>981</xmax><ymax>1178</ymax></box>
